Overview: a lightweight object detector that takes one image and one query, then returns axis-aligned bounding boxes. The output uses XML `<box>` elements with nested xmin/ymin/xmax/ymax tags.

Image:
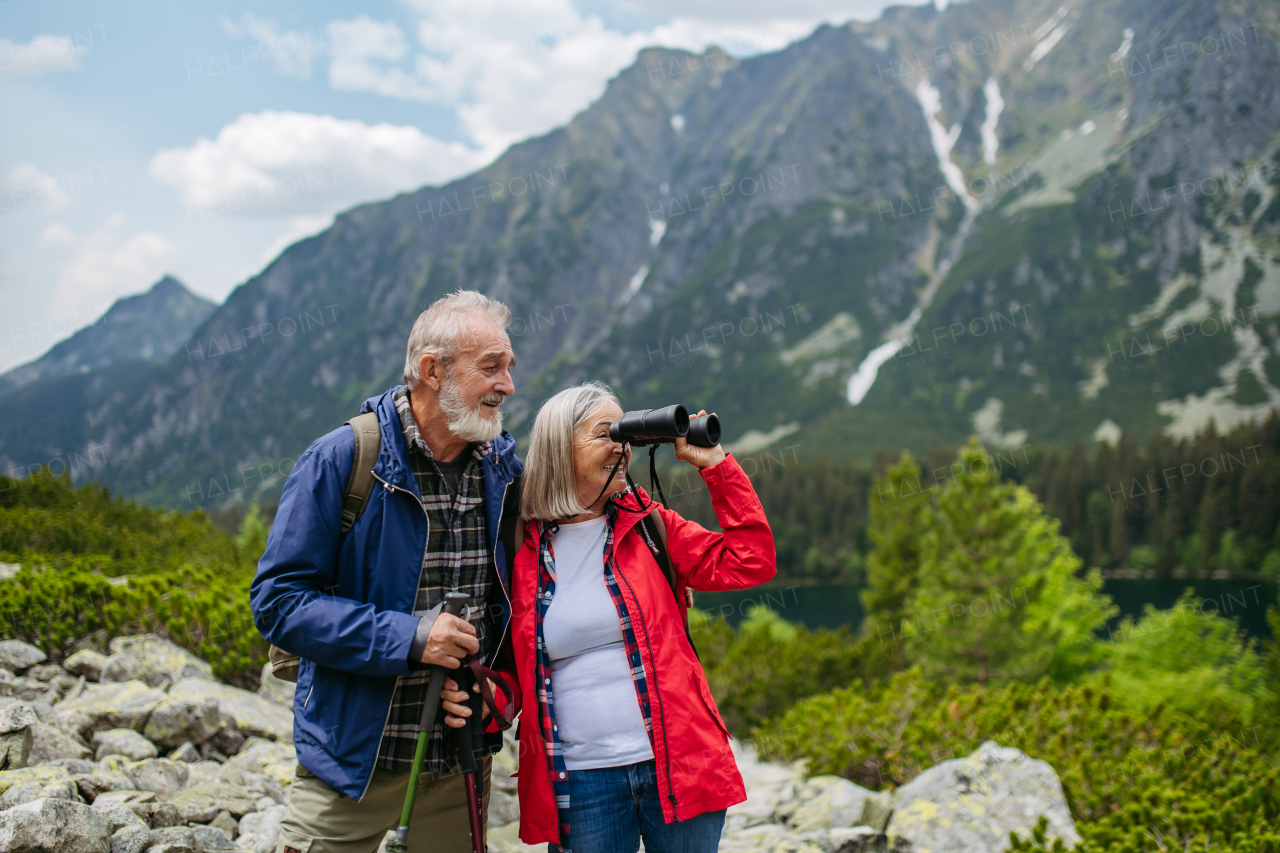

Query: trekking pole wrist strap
<box><xmin>468</xmin><ymin>658</ymin><xmax>514</xmax><ymax>731</ymax></box>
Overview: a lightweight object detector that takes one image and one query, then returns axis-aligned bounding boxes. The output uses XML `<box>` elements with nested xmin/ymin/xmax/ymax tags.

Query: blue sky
<box><xmin>0</xmin><ymin>0</ymin><xmax>919</xmax><ymax>373</ymax></box>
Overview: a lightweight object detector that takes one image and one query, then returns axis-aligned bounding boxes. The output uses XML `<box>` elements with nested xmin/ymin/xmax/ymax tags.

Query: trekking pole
<box><xmin>387</xmin><ymin>591</ymin><xmax>469</xmax><ymax>853</ymax></box>
<box><xmin>456</xmin><ymin>661</ymin><xmax>487</xmax><ymax>853</ymax></box>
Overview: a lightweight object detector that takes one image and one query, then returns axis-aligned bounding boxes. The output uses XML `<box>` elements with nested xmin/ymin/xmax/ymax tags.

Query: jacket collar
<box><xmin>361</xmin><ymin>385</ymin><xmax>520</xmax><ymax>496</ymax></box>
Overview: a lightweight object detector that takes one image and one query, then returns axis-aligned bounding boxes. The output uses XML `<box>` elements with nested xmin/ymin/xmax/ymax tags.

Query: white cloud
<box><xmin>219</xmin><ymin>13</ymin><xmax>330</xmax><ymax>80</ymax></box>
<box><xmin>6</xmin><ymin>164</ymin><xmax>73</xmax><ymax>213</ymax></box>
<box><xmin>148</xmin><ymin>110</ymin><xmax>489</xmax><ymax>219</ymax></box>
<box><xmin>386</xmin><ymin>0</ymin><xmax>822</xmax><ymax>150</ymax></box>
<box><xmin>0</xmin><ymin>34</ymin><xmax>89</xmax><ymax>77</ymax></box>
<box><xmin>621</xmin><ymin>0</ymin><xmax>898</xmax><ymax>21</ymax></box>
<box><xmin>45</xmin><ymin>214</ymin><xmax>174</xmax><ymax>313</ymax></box>
<box><xmin>328</xmin><ymin>15</ymin><xmax>439</xmax><ymax>101</ymax></box>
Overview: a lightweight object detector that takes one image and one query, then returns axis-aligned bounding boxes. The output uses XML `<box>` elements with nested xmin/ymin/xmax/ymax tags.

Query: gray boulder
<box><xmin>886</xmin><ymin>741</ymin><xmax>1081</xmax><ymax>853</ymax></box>
<box><xmin>110</xmin><ymin>824</ymin><xmax>151</xmax><ymax>853</ymax></box>
<box><xmin>27</xmin><ymin>664</ymin><xmax>68</xmax><ymax>682</ymax></box>
<box><xmin>0</xmin><ymin>729</ymin><xmax>32</xmax><ymax>771</ymax></box>
<box><xmin>0</xmin><ymin>700</ymin><xmax>39</xmax><ymax>734</ymax></box>
<box><xmin>144</xmin><ymin>695</ymin><xmax>222</xmax><ymax>748</ymax></box>
<box><xmin>0</xmin><ymin>797</ymin><xmax>111</xmax><ymax>852</ymax></box>
<box><xmin>102</xmin><ymin>803</ymin><xmax>149</xmax><ymax>832</ymax></box>
<box><xmin>0</xmin><ymin>764</ymin><xmax>79</xmax><ymax>808</ymax></box>
<box><xmin>220</xmin><ymin>738</ymin><xmax>296</xmax><ymax>789</ymax></box>
<box><xmin>191</xmin><ymin>824</ymin><xmax>237</xmax><ymax>852</ymax></box>
<box><xmin>0</xmin><ymin>668</ymin><xmax>15</xmax><ymax>697</ymax></box>
<box><xmin>100</xmin><ymin>636</ymin><xmax>214</xmax><ymax>691</ymax></box>
<box><xmin>124</xmin><ymin>757</ymin><xmax>190</xmax><ymax>801</ymax></box>
<box><xmin>167</xmin><ymin>679</ymin><xmax>292</xmax><ymax>744</ymax></box>
<box><xmin>75</xmin><ymin>768</ymin><xmax>138</xmax><ymax>803</ymax></box>
<box><xmin>93</xmin><ymin>727</ymin><xmax>159</xmax><ymax>762</ymax></box>
<box><xmin>169</xmin><ymin>741</ymin><xmax>201</xmax><ymax>763</ymax></box>
<box><xmin>210</xmin><ymin>810</ymin><xmax>239</xmax><ymax>838</ymax></box>
<box><xmin>91</xmin><ymin>789</ymin><xmax>155</xmax><ymax>811</ymax></box>
<box><xmin>46</xmin><ymin>756</ymin><xmax>96</xmax><ymax>774</ymax></box>
<box><xmin>149</xmin><ymin>825</ymin><xmax>199</xmax><ymax>850</ymax></box>
<box><xmin>129</xmin><ymin>801</ymin><xmax>183</xmax><ymax>829</ymax></box>
<box><xmin>256</xmin><ymin>662</ymin><xmax>296</xmax><ymax>707</ymax></box>
<box><xmin>168</xmin><ymin>779</ymin><xmax>258</xmax><ymax>822</ymax></box>
<box><xmin>29</xmin><ymin>720</ymin><xmax>93</xmax><ymax>762</ymax></box>
<box><xmin>66</xmin><ymin>649</ymin><xmax>111</xmax><ymax>681</ymax></box>
<box><xmin>237</xmin><ymin>804</ymin><xmax>285</xmax><ymax>853</ymax></box>
<box><xmin>0</xmin><ymin>640</ymin><xmax>46</xmax><ymax>672</ymax></box>
<box><xmin>55</xmin><ymin>680</ymin><xmax>166</xmax><ymax>736</ymax></box>
<box><xmin>785</xmin><ymin>775</ymin><xmax>881</xmax><ymax>833</ymax></box>
<box><xmin>28</xmin><ymin>717</ymin><xmax>92</xmax><ymax>763</ymax></box>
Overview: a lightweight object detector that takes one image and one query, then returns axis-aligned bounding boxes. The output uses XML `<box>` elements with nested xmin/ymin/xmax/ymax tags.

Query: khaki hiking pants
<box><xmin>275</xmin><ymin>758</ymin><xmax>491</xmax><ymax>853</ymax></box>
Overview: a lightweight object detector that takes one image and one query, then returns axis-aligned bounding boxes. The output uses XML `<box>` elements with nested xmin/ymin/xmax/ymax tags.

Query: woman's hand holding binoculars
<box><xmin>674</xmin><ymin>410</ymin><xmax>725</xmax><ymax>470</ymax></box>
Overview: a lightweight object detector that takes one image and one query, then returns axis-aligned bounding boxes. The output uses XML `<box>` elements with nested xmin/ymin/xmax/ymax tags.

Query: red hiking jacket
<box><xmin>487</xmin><ymin>454</ymin><xmax>776</xmax><ymax>846</ymax></box>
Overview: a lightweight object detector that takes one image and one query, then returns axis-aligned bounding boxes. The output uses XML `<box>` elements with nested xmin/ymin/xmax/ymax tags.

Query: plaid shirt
<box><xmin>534</xmin><ymin>499</ymin><xmax>656</xmax><ymax>852</ymax></box>
<box><xmin>376</xmin><ymin>387</ymin><xmax>495</xmax><ymax>774</ymax></box>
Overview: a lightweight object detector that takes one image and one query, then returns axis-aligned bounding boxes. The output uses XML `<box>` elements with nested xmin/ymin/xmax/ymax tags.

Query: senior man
<box><xmin>251</xmin><ymin>290</ymin><xmax>522</xmax><ymax>853</ymax></box>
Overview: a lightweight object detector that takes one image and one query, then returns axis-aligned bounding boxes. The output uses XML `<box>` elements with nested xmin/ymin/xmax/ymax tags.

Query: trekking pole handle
<box><xmin>420</xmin><ymin>592</ymin><xmax>470</xmax><ymax>729</ymax></box>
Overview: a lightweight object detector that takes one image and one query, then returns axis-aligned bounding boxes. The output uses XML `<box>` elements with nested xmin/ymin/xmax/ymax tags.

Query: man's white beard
<box><xmin>439</xmin><ymin>374</ymin><xmax>505</xmax><ymax>442</ymax></box>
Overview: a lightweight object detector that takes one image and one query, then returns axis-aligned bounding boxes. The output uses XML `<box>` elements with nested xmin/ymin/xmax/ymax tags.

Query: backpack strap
<box><xmin>341</xmin><ymin>411</ymin><xmax>381</xmax><ymax>534</ymax></box>
<box><xmin>641</xmin><ymin>509</ymin><xmax>676</xmax><ymax>598</ymax></box>
<box><xmin>268</xmin><ymin>410</ymin><xmax>382</xmax><ymax>685</ymax></box>
<box><xmin>639</xmin><ymin>508</ymin><xmax>699</xmax><ymax>659</ymax></box>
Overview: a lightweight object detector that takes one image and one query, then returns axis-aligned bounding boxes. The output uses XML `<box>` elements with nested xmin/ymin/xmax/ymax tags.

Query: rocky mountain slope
<box><xmin>0</xmin><ymin>0</ymin><xmax>1277</xmax><ymax>505</ymax></box>
<box><xmin>0</xmin><ymin>277</ymin><xmax>215</xmax><ymax>400</ymax></box>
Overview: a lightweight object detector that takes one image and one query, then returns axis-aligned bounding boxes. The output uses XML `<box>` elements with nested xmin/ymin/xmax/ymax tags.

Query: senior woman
<box><xmin>444</xmin><ymin>381</ymin><xmax>775</xmax><ymax>853</ymax></box>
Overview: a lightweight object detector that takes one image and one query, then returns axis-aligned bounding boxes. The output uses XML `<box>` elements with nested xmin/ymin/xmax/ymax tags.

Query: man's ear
<box><xmin>418</xmin><ymin>353</ymin><xmax>446</xmax><ymax>392</ymax></box>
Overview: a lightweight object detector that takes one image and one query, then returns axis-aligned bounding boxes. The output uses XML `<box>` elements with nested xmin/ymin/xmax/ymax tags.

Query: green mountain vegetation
<box><xmin>671</xmin><ymin>414</ymin><xmax>1280</xmax><ymax>583</ymax></box>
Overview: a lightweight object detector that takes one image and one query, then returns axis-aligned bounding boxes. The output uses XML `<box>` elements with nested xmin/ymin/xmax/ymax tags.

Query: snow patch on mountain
<box><xmin>916</xmin><ymin>80</ymin><xmax>972</xmax><ymax>208</ymax></box>
<box><xmin>981</xmin><ymin>77</ymin><xmax>1004</xmax><ymax>166</ymax></box>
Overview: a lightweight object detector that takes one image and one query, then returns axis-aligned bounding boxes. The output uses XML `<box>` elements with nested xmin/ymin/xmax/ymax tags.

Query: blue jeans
<box><xmin>547</xmin><ymin>760</ymin><xmax>726</xmax><ymax>853</ymax></box>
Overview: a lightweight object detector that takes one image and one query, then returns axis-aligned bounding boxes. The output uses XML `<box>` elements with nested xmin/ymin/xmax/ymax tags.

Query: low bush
<box><xmin>0</xmin><ymin>471</ymin><xmax>264</xmax><ymax>686</ymax></box>
<box><xmin>755</xmin><ymin>668</ymin><xmax>1280</xmax><ymax>852</ymax></box>
<box><xmin>693</xmin><ymin>605</ymin><xmax>869</xmax><ymax>733</ymax></box>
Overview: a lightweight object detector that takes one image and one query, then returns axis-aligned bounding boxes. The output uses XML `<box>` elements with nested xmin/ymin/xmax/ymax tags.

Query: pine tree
<box><xmin>903</xmin><ymin>440</ymin><xmax>1116</xmax><ymax>686</ymax></box>
<box><xmin>861</xmin><ymin>453</ymin><xmax>931</xmax><ymax>672</ymax></box>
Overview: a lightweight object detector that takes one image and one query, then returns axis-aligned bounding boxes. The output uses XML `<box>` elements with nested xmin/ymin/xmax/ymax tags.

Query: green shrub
<box><xmin>692</xmin><ymin>605</ymin><xmax>869</xmax><ymax>733</ymax></box>
<box><xmin>755</xmin><ymin>668</ymin><xmax>1280</xmax><ymax>852</ymax></box>
<box><xmin>0</xmin><ymin>470</ymin><xmax>264</xmax><ymax>686</ymax></box>
<box><xmin>1096</xmin><ymin>589</ymin><xmax>1274</xmax><ymax>726</ymax></box>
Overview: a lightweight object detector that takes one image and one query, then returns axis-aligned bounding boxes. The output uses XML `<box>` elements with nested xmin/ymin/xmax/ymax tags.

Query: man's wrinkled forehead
<box><xmin>458</xmin><ymin>314</ymin><xmax>515</xmax><ymax>365</ymax></box>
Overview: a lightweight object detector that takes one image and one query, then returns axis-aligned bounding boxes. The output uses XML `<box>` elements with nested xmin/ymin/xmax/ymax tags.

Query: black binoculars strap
<box><xmin>648</xmin><ymin>446</ymin><xmax>669</xmax><ymax>509</ymax></box>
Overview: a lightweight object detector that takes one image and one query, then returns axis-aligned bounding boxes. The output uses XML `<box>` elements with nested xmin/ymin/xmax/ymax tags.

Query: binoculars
<box><xmin>609</xmin><ymin>405</ymin><xmax>721</xmax><ymax>448</ymax></box>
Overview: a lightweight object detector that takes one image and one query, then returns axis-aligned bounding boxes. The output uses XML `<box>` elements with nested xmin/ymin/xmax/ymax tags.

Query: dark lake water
<box><xmin>694</xmin><ymin>578</ymin><xmax>1280</xmax><ymax>640</ymax></box>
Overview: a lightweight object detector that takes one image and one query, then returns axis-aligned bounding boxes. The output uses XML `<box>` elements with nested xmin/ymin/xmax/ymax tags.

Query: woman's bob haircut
<box><xmin>521</xmin><ymin>381</ymin><xmax>620</xmax><ymax>521</ymax></box>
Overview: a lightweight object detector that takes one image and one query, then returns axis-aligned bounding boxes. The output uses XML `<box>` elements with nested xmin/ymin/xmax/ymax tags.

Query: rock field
<box><xmin>0</xmin><ymin>636</ymin><xmax>1080</xmax><ymax>853</ymax></box>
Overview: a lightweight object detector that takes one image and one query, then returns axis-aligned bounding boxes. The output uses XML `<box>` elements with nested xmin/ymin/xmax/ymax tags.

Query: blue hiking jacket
<box><xmin>250</xmin><ymin>386</ymin><xmax>522</xmax><ymax>800</ymax></box>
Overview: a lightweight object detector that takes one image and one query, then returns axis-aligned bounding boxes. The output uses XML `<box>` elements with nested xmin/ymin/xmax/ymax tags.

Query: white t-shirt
<box><xmin>542</xmin><ymin>515</ymin><xmax>654</xmax><ymax>770</ymax></box>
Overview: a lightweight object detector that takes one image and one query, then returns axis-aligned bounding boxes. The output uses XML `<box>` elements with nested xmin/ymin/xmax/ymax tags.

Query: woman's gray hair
<box><xmin>403</xmin><ymin>290</ymin><xmax>512</xmax><ymax>388</ymax></box>
<box><xmin>522</xmin><ymin>382</ymin><xmax>620</xmax><ymax>521</ymax></box>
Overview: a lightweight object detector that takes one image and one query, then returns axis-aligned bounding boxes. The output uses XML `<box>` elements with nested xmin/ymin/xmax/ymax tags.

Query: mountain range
<box><xmin>1</xmin><ymin>0</ymin><xmax>1278</xmax><ymax>509</ymax></box>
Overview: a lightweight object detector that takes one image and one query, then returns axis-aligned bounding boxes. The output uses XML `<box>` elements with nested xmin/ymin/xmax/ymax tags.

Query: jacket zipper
<box><xmin>615</xmin><ymin>557</ymin><xmax>679</xmax><ymax>822</ymax></box>
<box><xmin>361</xmin><ymin>471</ymin><xmax>432</xmax><ymax>802</ymax></box>
<box><xmin>489</xmin><ymin>477</ymin><xmax>515</xmax><ymax>664</ymax></box>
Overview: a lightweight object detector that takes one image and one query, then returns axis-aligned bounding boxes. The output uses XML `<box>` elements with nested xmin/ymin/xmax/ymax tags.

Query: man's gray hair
<box><xmin>522</xmin><ymin>382</ymin><xmax>620</xmax><ymax>521</ymax></box>
<box><xmin>403</xmin><ymin>290</ymin><xmax>512</xmax><ymax>388</ymax></box>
